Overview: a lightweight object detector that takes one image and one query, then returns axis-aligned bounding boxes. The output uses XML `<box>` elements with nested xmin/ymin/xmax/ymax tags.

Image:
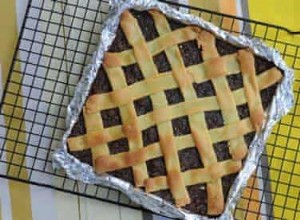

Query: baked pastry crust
<box><xmin>67</xmin><ymin>9</ymin><xmax>282</xmax><ymax>215</ymax></box>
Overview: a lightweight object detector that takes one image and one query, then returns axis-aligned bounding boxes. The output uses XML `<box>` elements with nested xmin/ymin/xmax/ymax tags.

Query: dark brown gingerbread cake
<box><xmin>67</xmin><ymin>10</ymin><xmax>282</xmax><ymax>216</ymax></box>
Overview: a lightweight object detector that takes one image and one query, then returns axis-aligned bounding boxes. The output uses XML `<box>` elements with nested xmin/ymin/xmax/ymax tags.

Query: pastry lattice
<box><xmin>67</xmin><ymin>10</ymin><xmax>282</xmax><ymax>215</ymax></box>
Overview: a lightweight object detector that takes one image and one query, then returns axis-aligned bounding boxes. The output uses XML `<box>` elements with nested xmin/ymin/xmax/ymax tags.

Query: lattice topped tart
<box><xmin>67</xmin><ymin>9</ymin><xmax>282</xmax><ymax>216</ymax></box>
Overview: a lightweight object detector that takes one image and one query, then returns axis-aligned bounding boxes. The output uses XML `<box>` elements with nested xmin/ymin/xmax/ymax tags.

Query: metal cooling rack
<box><xmin>0</xmin><ymin>0</ymin><xmax>299</xmax><ymax>219</ymax></box>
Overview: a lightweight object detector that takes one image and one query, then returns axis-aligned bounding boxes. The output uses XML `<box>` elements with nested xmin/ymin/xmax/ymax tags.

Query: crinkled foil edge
<box><xmin>52</xmin><ymin>0</ymin><xmax>294</xmax><ymax>219</ymax></box>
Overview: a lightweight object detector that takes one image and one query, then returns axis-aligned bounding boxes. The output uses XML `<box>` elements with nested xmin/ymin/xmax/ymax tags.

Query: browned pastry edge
<box><xmin>69</xmin><ymin>9</ymin><xmax>281</xmax><ymax>215</ymax></box>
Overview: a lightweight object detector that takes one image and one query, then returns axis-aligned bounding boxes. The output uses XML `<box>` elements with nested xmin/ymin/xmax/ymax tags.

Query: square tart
<box><xmin>67</xmin><ymin>9</ymin><xmax>283</xmax><ymax>216</ymax></box>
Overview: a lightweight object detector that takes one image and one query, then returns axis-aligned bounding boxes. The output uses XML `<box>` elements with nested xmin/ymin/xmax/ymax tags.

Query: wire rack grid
<box><xmin>0</xmin><ymin>0</ymin><xmax>299</xmax><ymax>219</ymax></box>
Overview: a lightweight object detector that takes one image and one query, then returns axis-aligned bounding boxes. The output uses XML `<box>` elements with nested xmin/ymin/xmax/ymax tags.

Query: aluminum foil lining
<box><xmin>52</xmin><ymin>0</ymin><xmax>294</xmax><ymax>219</ymax></box>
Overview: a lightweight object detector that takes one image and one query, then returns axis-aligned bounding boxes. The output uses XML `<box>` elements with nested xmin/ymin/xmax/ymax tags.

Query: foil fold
<box><xmin>52</xmin><ymin>0</ymin><xmax>294</xmax><ymax>219</ymax></box>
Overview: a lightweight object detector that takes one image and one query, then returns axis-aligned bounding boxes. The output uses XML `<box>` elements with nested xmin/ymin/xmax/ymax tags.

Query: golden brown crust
<box><xmin>195</xmin><ymin>24</ymin><xmax>245</xmax><ymax>214</ymax></box>
<box><xmin>103</xmin><ymin>53</ymin><xmax>122</xmax><ymax>68</ymax></box>
<box><xmin>205</xmin><ymin>57</ymin><xmax>227</xmax><ymax>79</ymax></box>
<box><xmin>144</xmin><ymin>160</ymin><xmax>242</xmax><ymax>192</ymax></box>
<box><xmin>104</xmin><ymin>15</ymin><xmax>150</xmax><ymax>186</ymax></box>
<box><xmin>95</xmin><ymin>147</ymin><xmax>146</xmax><ymax>173</ymax></box>
<box><xmin>103</xmin><ymin>27</ymin><xmax>198</xmax><ymax>68</ymax></box>
<box><xmin>150</xmin><ymin>10</ymin><xmax>219</xmax><ymax>208</ymax></box>
<box><xmin>85</xmin><ymin>130</ymin><xmax>112</xmax><ymax>147</ymax></box>
<box><xmin>69</xmin><ymin>118</ymin><xmax>254</xmax><ymax>171</ymax></box>
<box><xmin>207</xmin><ymin>182</ymin><xmax>224</xmax><ymax>215</ymax></box>
<box><xmin>67</xmin><ymin>9</ymin><xmax>283</xmax><ymax>215</ymax></box>
<box><xmin>238</xmin><ymin>49</ymin><xmax>265</xmax><ymax>131</ymax></box>
<box><xmin>85</xmin><ymin>56</ymin><xmax>278</xmax><ymax>114</ymax></box>
<box><xmin>122</xmin><ymin>120</ymin><xmax>139</xmax><ymax>139</ymax></box>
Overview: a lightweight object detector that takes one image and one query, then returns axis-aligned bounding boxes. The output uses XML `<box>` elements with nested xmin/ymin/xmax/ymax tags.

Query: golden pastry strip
<box><xmin>120</xmin><ymin>10</ymin><xmax>190</xmax><ymax>206</ymax></box>
<box><xmin>85</xmin><ymin>54</ymin><xmax>239</xmax><ymax>114</ymax></box>
<box><xmin>103</xmin><ymin>26</ymin><xmax>198</xmax><ymax>68</ymax></box>
<box><xmin>144</xmin><ymin>159</ymin><xmax>242</xmax><ymax>192</ymax></box>
<box><xmin>82</xmin><ymin>108</ymin><xmax>109</xmax><ymax>165</ymax></box>
<box><xmin>68</xmin><ymin>69</ymin><xmax>281</xmax><ymax>151</ymax></box>
<box><xmin>104</xmin><ymin>66</ymin><xmax>148</xmax><ymax>187</ymax></box>
<box><xmin>202</xmin><ymin>31</ymin><xmax>249</xmax><ymax>163</ymax></box>
<box><xmin>67</xmin><ymin>9</ymin><xmax>283</xmax><ymax>216</ymax></box>
<box><xmin>73</xmin><ymin>117</ymin><xmax>253</xmax><ymax>155</ymax></box>
<box><xmin>150</xmin><ymin>10</ymin><xmax>224</xmax><ymax>213</ymax></box>
<box><xmin>193</xmin><ymin>27</ymin><xmax>226</xmax><ymax>215</ymax></box>
<box><xmin>94</xmin><ymin>118</ymin><xmax>253</xmax><ymax>172</ymax></box>
<box><xmin>197</xmin><ymin>30</ymin><xmax>249</xmax><ymax>214</ymax></box>
<box><xmin>86</xmin><ymin>67</ymin><xmax>281</xmax><ymax>114</ymax></box>
<box><xmin>86</xmin><ymin>56</ymin><xmax>280</xmax><ymax>114</ymax></box>
<box><xmin>238</xmin><ymin>50</ymin><xmax>265</xmax><ymax>131</ymax></box>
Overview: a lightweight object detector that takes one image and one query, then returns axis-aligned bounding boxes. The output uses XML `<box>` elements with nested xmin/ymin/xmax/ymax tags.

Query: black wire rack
<box><xmin>0</xmin><ymin>0</ymin><xmax>299</xmax><ymax>219</ymax></box>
